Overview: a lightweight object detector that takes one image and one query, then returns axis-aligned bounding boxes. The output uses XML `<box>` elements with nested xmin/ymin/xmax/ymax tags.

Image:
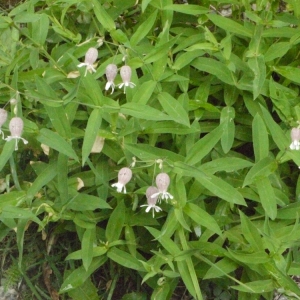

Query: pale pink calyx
<box><xmin>5</xmin><ymin>117</ymin><xmax>28</xmax><ymax>150</ymax></box>
<box><xmin>77</xmin><ymin>47</ymin><xmax>98</xmax><ymax>76</ymax></box>
<box><xmin>118</xmin><ymin>65</ymin><xmax>136</xmax><ymax>92</ymax></box>
<box><xmin>290</xmin><ymin>127</ymin><xmax>300</xmax><ymax>150</ymax></box>
<box><xmin>111</xmin><ymin>167</ymin><xmax>132</xmax><ymax>193</ymax></box>
<box><xmin>0</xmin><ymin>108</ymin><xmax>7</xmax><ymax>138</ymax></box>
<box><xmin>105</xmin><ymin>64</ymin><xmax>118</xmax><ymax>93</ymax></box>
<box><xmin>141</xmin><ymin>186</ymin><xmax>162</xmax><ymax>218</ymax></box>
<box><xmin>151</xmin><ymin>173</ymin><xmax>174</xmax><ymax>201</ymax></box>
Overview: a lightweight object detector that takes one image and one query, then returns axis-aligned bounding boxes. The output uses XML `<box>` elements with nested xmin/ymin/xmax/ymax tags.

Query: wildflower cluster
<box><xmin>77</xmin><ymin>47</ymin><xmax>135</xmax><ymax>93</ymax></box>
<box><xmin>111</xmin><ymin>166</ymin><xmax>173</xmax><ymax>218</ymax></box>
<box><xmin>0</xmin><ymin>105</ymin><xmax>27</xmax><ymax>151</ymax></box>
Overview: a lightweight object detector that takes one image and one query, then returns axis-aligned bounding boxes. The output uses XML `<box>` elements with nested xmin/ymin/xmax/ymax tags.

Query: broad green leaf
<box><xmin>0</xmin><ymin>141</ymin><xmax>15</xmax><ymax>172</ymax></box>
<box><xmin>82</xmin><ymin>109</ymin><xmax>102</xmax><ymax>166</ymax></box>
<box><xmin>157</xmin><ymin>92</ymin><xmax>190</xmax><ymax>127</ymax></box>
<box><xmin>252</xmin><ymin>113</ymin><xmax>269</xmax><ymax>161</ymax></box>
<box><xmin>256</xmin><ymin>177</ymin><xmax>277</xmax><ymax>220</ymax></box>
<box><xmin>200</xmin><ymin>158</ymin><xmax>253</xmax><ymax>174</ymax></box>
<box><xmin>273</xmin><ymin>66</ymin><xmax>300</xmax><ymax>84</ymax></box>
<box><xmin>208</xmin><ymin>14</ymin><xmax>252</xmax><ymax>37</ymax></box>
<box><xmin>184</xmin><ymin>203</ymin><xmax>222</xmax><ymax>235</ymax></box>
<box><xmin>174</xmin><ymin>162</ymin><xmax>246</xmax><ymax>206</ymax></box>
<box><xmin>91</xmin><ymin>0</ymin><xmax>116</xmax><ymax>31</ymax></box>
<box><xmin>185</xmin><ymin>124</ymin><xmax>224</xmax><ymax>166</ymax></box>
<box><xmin>277</xmin><ymin>202</ymin><xmax>300</xmax><ymax>219</ymax></box>
<box><xmin>260</xmin><ymin>105</ymin><xmax>289</xmax><ymax>151</ymax></box>
<box><xmin>37</xmin><ymin>128</ymin><xmax>79</xmax><ymax>161</ymax></box>
<box><xmin>13</xmin><ymin>12</ymin><xmax>41</xmax><ymax>23</ymax></box>
<box><xmin>239</xmin><ymin>211</ymin><xmax>263</xmax><ymax>251</ymax></box>
<box><xmin>227</xmin><ymin>249</ymin><xmax>270</xmax><ymax>264</ymax></box>
<box><xmin>0</xmin><ymin>191</ymin><xmax>26</xmax><ymax>209</ymax></box>
<box><xmin>174</xmin><ymin>208</ymin><xmax>190</xmax><ymax>231</ymax></box>
<box><xmin>124</xmin><ymin>143</ymin><xmax>184</xmax><ymax>162</ymax></box>
<box><xmin>67</xmin><ymin>276</ymin><xmax>99</xmax><ymax>300</ymax></box>
<box><xmin>247</xmin><ymin>55</ymin><xmax>266</xmax><ymax>100</ymax></box>
<box><xmin>204</xmin><ymin>257</ymin><xmax>238</xmax><ymax>279</ymax></box>
<box><xmin>231</xmin><ymin>279</ymin><xmax>274</xmax><ymax>293</ymax></box>
<box><xmin>82</xmin><ymin>228</ymin><xmax>95</xmax><ymax>270</ymax></box>
<box><xmin>66</xmin><ymin>193</ymin><xmax>111</xmax><ymax>211</ymax></box>
<box><xmin>220</xmin><ymin>106</ymin><xmax>235</xmax><ymax>153</ymax></box>
<box><xmin>132</xmin><ymin>80</ymin><xmax>157</xmax><ymax>104</ymax></box>
<box><xmin>144</xmin><ymin>36</ymin><xmax>179</xmax><ymax>64</ymax></box>
<box><xmin>130</xmin><ymin>10</ymin><xmax>157</xmax><ymax>46</ymax></box>
<box><xmin>120</xmin><ymin>103</ymin><xmax>171</xmax><ymax>121</ymax></box>
<box><xmin>192</xmin><ymin>57</ymin><xmax>236</xmax><ymax>85</ymax></box>
<box><xmin>164</xmin><ymin>4</ymin><xmax>209</xmax><ymax>15</ymax></box>
<box><xmin>105</xmin><ymin>200</ymin><xmax>125</xmax><ymax>243</ymax></box>
<box><xmin>172</xmin><ymin>51</ymin><xmax>202</xmax><ymax>71</ymax></box>
<box><xmin>107</xmin><ymin>247</ymin><xmax>144</xmax><ymax>271</ymax></box>
<box><xmin>60</xmin><ymin>256</ymin><xmax>107</xmax><ymax>293</ymax></box>
<box><xmin>243</xmin><ymin>157</ymin><xmax>277</xmax><ymax>187</ymax></box>
<box><xmin>264</xmin><ymin>42</ymin><xmax>291</xmax><ymax>62</ymax></box>
<box><xmin>26</xmin><ymin>162</ymin><xmax>57</xmax><ymax>202</ymax></box>
<box><xmin>31</xmin><ymin>13</ymin><xmax>49</xmax><ymax>45</ymax></box>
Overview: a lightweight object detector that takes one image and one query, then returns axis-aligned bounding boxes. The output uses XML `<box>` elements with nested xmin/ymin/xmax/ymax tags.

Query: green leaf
<box><xmin>164</xmin><ymin>4</ymin><xmax>209</xmax><ymax>15</ymax></box>
<box><xmin>227</xmin><ymin>249</ymin><xmax>270</xmax><ymax>264</ymax></box>
<box><xmin>174</xmin><ymin>208</ymin><xmax>190</xmax><ymax>231</ymax></box>
<box><xmin>82</xmin><ymin>109</ymin><xmax>102</xmax><ymax>166</ymax></box>
<box><xmin>231</xmin><ymin>279</ymin><xmax>274</xmax><ymax>293</ymax></box>
<box><xmin>91</xmin><ymin>0</ymin><xmax>116</xmax><ymax>31</ymax></box>
<box><xmin>0</xmin><ymin>141</ymin><xmax>15</xmax><ymax>172</ymax></box>
<box><xmin>172</xmin><ymin>51</ymin><xmax>202</xmax><ymax>71</ymax></box>
<box><xmin>107</xmin><ymin>247</ymin><xmax>144</xmax><ymax>271</ymax></box>
<box><xmin>37</xmin><ymin>128</ymin><xmax>79</xmax><ymax>161</ymax></box>
<box><xmin>220</xmin><ymin>106</ymin><xmax>235</xmax><ymax>153</ymax></box>
<box><xmin>185</xmin><ymin>124</ymin><xmax>224</xmax><ymax>166</ymax></box>
<box><xmin>132</xmin><ymin>80</ymin><xmax>157</xmax><ymax>104</ymax></box>
<box><xmin>120</xmin><ymin>103</ymin><xmax>171</xmax><ymax>121</ymax></box>
<box><xmin>252</xmin><ymin>113</ymin><xmax>269</xmax><ymax>161</ymax></box>
<box><xmin>130</xmin><ymin>10</ymin><xmax>157</xmax><ymax>46</ymax></box>
<box><xmin>31</xmin><ymin>13</ymin><xmax>49</xmax><ymax>45</ymax></box>
<box><xmin>105</xmin><ymin>200</ymin><xmax>125</xmax><ymax>243</ymax></box>
<box><xmin>243</xmin><ymin>157</ymin><xmax>277</xmax><ymax>187</ymax></box>
<box><xmin>264</xmin><ymin>42</ymin><xmax>291</xmax><ymax>62</ymax></box>
<box><xmin>82</xmin><ymin>228</ymin><xmax>95</xmax><ymax>270</ymax></box>
<box><xmin>157</xmin><ymin>92</ymin><xmax>190</xmax><ymax>127</ymax></box>
<box><xmin>204</xmin><ymin>257</ymin><xmax>238</xmax><ymax>279</ymax></box>
<box><xmin>60</xmin><ymin>257</ymin><xmax>107</xmax><ymax>293</ymax></box>
<box><xmin>239</xmin><ymin>211</ymin><xmax>263</xmax><ymax>251</ymax></box>
<box><xmin>208</xmin><ymin>14</ymin><xmax>252</xmax><ymax>37</ymax></box>
<box><xmin>273</xmin><ymin>66</ymin><xmax>300</xmax><ymax>84</ymax></box>
<box><xmin>66</xmin><ymin>193</ymin><xmax>111</xmax><ymax>211</ymax></box>
<box><xmin>184</xmin><ymin>203</ymin><xmax>222</xmax><ymax>235</ymax></box>
<box><xmin>174</xmin><ymin>162</ymin><xmax>246</xmax><ymax>206</ymax></box>
<box><xmin>256</xmin><ymin>177</ymin><xmax>277</xmax><ymax>220</ymax></box>
<box><xmin>192</xmin><ymin>57</ymin><xmax>236</xmax><ymax>85</ymax></box>
<box><xmin>0</xmin><ymin>191</ymin><xmax>26</xmax><ymax>210</ymax></box>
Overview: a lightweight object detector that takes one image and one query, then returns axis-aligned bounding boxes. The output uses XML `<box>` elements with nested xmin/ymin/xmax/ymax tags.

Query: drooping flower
<box><xmin>118</xmin><ymin>65</ymin><xmax>136</xmax><ymax>92</ymax></box>
<box><xmin>141</xmin><ymin>186</ymin><xmax>162</xmax><ymax>218</ymax></box>
<box><xmin>0</xmin><ymin>108</ymin><xmax>7</xmax><ymax>139</ymax></box>
<box><xmin>77</xmin><ymin>47</ymin><xmax>98</xmax><ymax>76</ymax></box>
<box><xmin>111</xmin><ymin>167</ymin><xmax>132</xmax><ymax>193</ymax></box>
<box><xmin>5</xmin><ymin>117</ymin><xmax>28</xmax><ymax>150</ymax></box>
<box><xmin>105</xmin><ymin>64</ymin><xmax>118</xmax><ymax>94</ymax></box>
<box><xmin>290</xmin><ymin>127</ymin><xmax>300</xmax><ymax>150</ymax></box>
<box><xmin>151</xmin><ymin>173</ymin><xmax>173</xmax><ymax>201</ymax></box>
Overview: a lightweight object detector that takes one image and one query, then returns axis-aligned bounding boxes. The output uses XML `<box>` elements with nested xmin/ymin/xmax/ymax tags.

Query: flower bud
<box><xmin>9</xmin><ymin>117</ymin><xmax>24</xmax><ymax>137</ymax></box>
<box><xmin>84</xmin><ymin>47</ymin><xmax>98</xmax><ymax>65</ymax></box>
<box><xmin>118</xmin><ymin>167</ymin><xmax>132</xmax><ymax>185</ymax></box>
<box><xmin>156</xmin><ymin>173</ymin><xmax>170</xmax><ymax>192</ymax></box>
<box><xmin>120</xmin><ymin>65</ymin><xmax>132</xmax><ymax>84</ymax></box>
<box><xmin>105</xmin><ymin>64</ymin><xmax>118</xmax><ymax>82</ymax></box>
<box><xmin>146</xmin><ymin>186</ymin><xmax>159</xmax><ymax>205</ymax></box>
<box><xmin>0</xmin><ymin>108</ymin><xmax>7</xmax><ymax>127</ymax></box>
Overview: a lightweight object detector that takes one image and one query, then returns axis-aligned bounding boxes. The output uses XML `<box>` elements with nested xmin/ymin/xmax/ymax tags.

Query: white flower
<box><xmin>118</xmin><ymin>65</ymin><xmax>136</xmax><ymax>92</ymax></box>
<box><xmin>0</xmin><ymin>108</ymin><xmax>7</xmax><ymax>139</ymax></box>
<box><xmin>290</xmin><ymin>127</ymin><xmax>300</xmax><ymax>150</ymax></box>
<box><xmin>105</xmin><ymin>64</ymin><xmax>118</xmax><ymax>93</ymax></box>
<box><xmin>151</xmin><ymin>173</ymin><xmax>173</xmax><ymax>201</ymax></box>
<box><xmin>111</xmin><ymin>167</ymin><xmax>132</xmax><ymax>193</ymax></box>
<box><xmin>5</xmin><ymin>117</ymin><xmax>28</xmax><ymax>150</ymax></box>
<box><xmin>141</xmin><ymin>186</ymin><xmax>162</xmax><ymax>218</ymax></box>
<box><xmin>77</xmin><ymin>47</ymin><xmax>98</xmax><ymax>76</ymax></box>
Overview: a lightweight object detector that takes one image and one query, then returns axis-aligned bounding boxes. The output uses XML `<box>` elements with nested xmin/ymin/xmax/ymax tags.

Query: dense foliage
<box><xmin>1</xmin><ymin>0</ymin><xmax>300</xmax><ymax>299</ymax></box>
